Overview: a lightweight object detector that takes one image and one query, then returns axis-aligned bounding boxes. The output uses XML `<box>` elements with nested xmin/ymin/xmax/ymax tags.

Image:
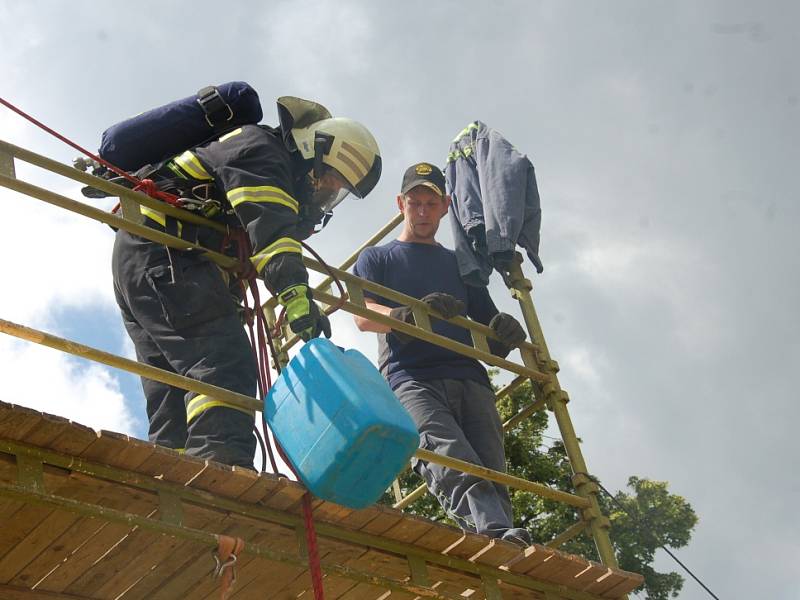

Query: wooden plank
<box><xmin>113</xmin><ymin>538</ymin><xmax>206</xmax><ymax>600</ymax></box>
<box><xmin>0</xmin><ymin>584</ymin><xmax>92</xmax><ymax>599</ymax></box>
<box><xmin>221</xmin><ymin>557</ymin><xmax>305</xmax><ymax>600</ymax></box>
<box><xmin>442</xmin><ymin>533</ymin><xmax>490</xmax><ymax>560</ymax></box>
<box><xmin>261</xmin><ymin>477</ymin><xmax>306</xmax><ymax>511</ymax></box>
<box><xmin>337</xmin><ymin>505</ymin><xmax>383</xmax><ymax>531</ymax></box>
<box><xmin>557</xmin><ymin>562</ymin><xmax>608</xmax><ymax>589</ymax></box>
<box><xmin>22</xmin><ymin>414</ymin><xmax>76</xmax><ymax>449</ymax></box>
<box><xmin>35</xmin><ymin>521</ymin><xmax>136</xmax><ymax>593</ymax></box>
<box><xmin>425</xmin><ymin>564</ymin><xmax>483</xmax><ymax>599</ymax></box>
<box><xmin>380</xmin><ymin>513</ymin><xmax>434</xmax><ymax>544</ymax></box>
<box><xmin>498</xmin><ymin>580</ymin><xmax>548</xmax><ymax>600</ymax></box>
<box><xmin>77</xmin><ymin>430</ymin><xmax>156</xmax><ymax>471</ymax></box>
<box><xmin>337</xmin><ymin>582</ymin><xmax>390</xmax><ymax>600</ymax></box>
<box><xmin>186</xmin><ymin>461</ymin><xmax>261</xmax><ymax>500</ymax></box>
<box><xmin>600</xmin><ymin>573</ymin><xmax>644</xmax><ymax>598</ymax></box>
<box><xmin>468</xmin><ymin>539</ymin><xmax>521</xmax><ymax>568</ymax></box>
<box><xmin>9</xmin><ymin>516</ymin><xmax>110</xmax><ymax>589</ymax></box>
<box><xmin>357</xmin><ymin>507</ymin><xmax>404</xmax><ymax>536</ymax></box>
<box><xmin>527</xmin><ymin>553</ymin><xmax>587</xmax><ymax>583</ymax></box>
<box><xmin>134</xmin><ymin>445</ymin><xmax>184</xmax><ymax>478</ymax></box>
<box><xmin>92</xmin><ymin>531</ymin><xmax>186</xmax><ymax>598</ymax></box>
<box><xmin>143</xmin><ymin>546</ymin><xmax>213</xmax><ymax>600</ymax></box>
<box><xmin>412</xmin><ymin>524</ymin><xmax>464</xmax><ymax>553</ymax></box>
<box><xmin>34</xmin><ymin>477</ymin><xmax>161</xmax><ymax>593</ymax></box>
<box><xmin>505</xmin><ymin>544</ymin><xmax>554</xmax><ymax>574</ymax></box>
<box><xmin>581</xmin><ymin>571</ymin><xmax>628</xmax><ymax>595</ymax></box>
<box><xmin>63</xmin><ymin>527</ymin><xmax>165</xmax><ymax>597</ymax></box>
<box><xmin>429</xmin><ymin>576</ymin><xmax>482</xmax><ymax>599</ymax></box>
<box><xmin>344</xmin><ymin>548</ymin><xmax>409</xmax><ymax>580</ymax></box>
<box><xmin>234</xmin><ymin>472</ymin><xmax>281</xmax><ymax>504</ymax></box>
<box><xmin>0</xmin><ymin>504</ymin><xmax>54</xmax><ymax>565</ymax></box>
<box><xmin>317</xmin><ymin>574</ymin><xmax>361</xmax><ymax>600</ymax></box>
<box><xmin>159</xmin><ymin>452</ymin><xmax>207</xmax><ymax>485</ymax></box>
<box><xmin>0</xmin><ymin>403</ymin><xmax>46</xmax><ymax>442</ymax></box>
<box><xmin>47</xmin><ymin>422</ymin><xmax>98</xmax><ymax>457</ymax></box>
<box><xmin>313</xmin><ymin>499</ymin><xmax>354</xmax><ymax>524</ymax></box>
<box><xmin>0</xmin><ymin>509</ymin><xmax>81</xmax><ymax>584</ymax></box>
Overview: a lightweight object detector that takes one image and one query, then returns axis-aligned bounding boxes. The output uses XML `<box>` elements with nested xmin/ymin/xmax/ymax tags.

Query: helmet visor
<box><xmin>311</xmin><ymin>186</ymin><xmax>351</xmax><ymax>214</ymax></box>
<box><xmin>310</xmin><ymin>166</ymin><xmax>354</xmax><ymax>213</ymax></box>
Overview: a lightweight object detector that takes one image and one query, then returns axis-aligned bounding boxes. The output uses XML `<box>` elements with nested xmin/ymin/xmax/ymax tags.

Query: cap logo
<box><xmin>415</xmin><ymin>163</ymin><xmax>432</xmax><ymax>175</ymax></box>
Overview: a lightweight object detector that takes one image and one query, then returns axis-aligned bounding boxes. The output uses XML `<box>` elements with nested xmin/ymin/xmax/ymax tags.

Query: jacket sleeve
<box><xmin>193</xmin><ymin>126</ymin><xmax>309</xmax><ymax>294</ymax></box>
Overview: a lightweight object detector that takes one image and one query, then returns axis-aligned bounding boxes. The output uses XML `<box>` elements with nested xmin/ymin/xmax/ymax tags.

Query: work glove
<box><xmin>420</xmin><ymin>292</ymin><xmax>465</xmax><ymax>319</ymax></box>
<box><xmin>388</xmin><ymin>305</ymin><xmax>416</xmax><ymax>344</ymax></box>
<box><xmin>488</xmin><ymin>313</ymin><xmax>526</xmax><ymax>357</ymax></box>
<box><xmin>388</xmin><ymin>293</ymin><xmax>465</xmax><ymax>345</ymax></box>
<box><xmin>278</xmin><ymin>284</ymin><xmax>332</xmax><ymax>342</ymax></box>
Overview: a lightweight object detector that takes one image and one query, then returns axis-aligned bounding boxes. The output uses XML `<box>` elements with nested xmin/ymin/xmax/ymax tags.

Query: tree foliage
<box><xmin>381</xmin><ymin>379</ymin><xmax>697</xmax><ymax>600</ymax></box>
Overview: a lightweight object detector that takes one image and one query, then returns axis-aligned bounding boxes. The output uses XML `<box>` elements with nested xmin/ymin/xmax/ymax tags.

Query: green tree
<box><xmin>381</xmin><ymin>380</ymin><xmax>697</xmax><ymax>600</ymax></box>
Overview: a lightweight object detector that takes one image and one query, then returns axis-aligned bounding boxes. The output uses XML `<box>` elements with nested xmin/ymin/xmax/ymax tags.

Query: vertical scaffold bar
<box><xmin>0</xmin><ymin>145</ymin><xmax>15</xmax><ymax>178</ymax></box>
<box><xmin>504</xmin><ymin>254</ymin><xmax>620</xmax><ymax>570</ymax></box>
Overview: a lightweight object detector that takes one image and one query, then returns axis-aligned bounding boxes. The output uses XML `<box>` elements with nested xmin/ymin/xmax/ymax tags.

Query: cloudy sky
<box><xmin>1</xmin><ymin>2</ymin><xmax>797</xmax><ymax>598</ymax></box>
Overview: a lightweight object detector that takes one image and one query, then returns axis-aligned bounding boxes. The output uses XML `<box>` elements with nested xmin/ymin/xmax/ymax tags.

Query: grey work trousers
<box><xmin>394</xmin><ymin>378</ymin><xmax>514</xmax><ymax>538</ymax></box>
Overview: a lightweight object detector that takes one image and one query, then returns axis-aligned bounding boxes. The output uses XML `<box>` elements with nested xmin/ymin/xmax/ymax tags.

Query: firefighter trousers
<box><xmin>112</xmin><ymin>230</ymin><xmax>257</xmax><ymax>468</ymax></box>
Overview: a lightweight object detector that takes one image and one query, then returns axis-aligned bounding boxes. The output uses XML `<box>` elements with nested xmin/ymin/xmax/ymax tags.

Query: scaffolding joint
<box><xmin>572</xmin><ymin>472</ymin><xmax>599</xmax><ymax>495</ymax></box>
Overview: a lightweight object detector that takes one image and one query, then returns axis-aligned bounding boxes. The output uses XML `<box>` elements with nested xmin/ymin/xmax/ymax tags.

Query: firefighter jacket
<box><xmin>444</xmin><ymin>121</ymin><xmax>543</xmax><ymax>287</ymax></box>
<box><xmin>139</xmin><ymin>124</ymin><xmax>317</xmax><ymax>294</ymax></box>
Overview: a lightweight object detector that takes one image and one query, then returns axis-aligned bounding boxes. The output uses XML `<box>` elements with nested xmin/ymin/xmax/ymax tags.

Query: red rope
<box><xmin>302</xmin><ymin>492</ymin><xmax>325</xmax><ymax>600</ymax></box>
<box><xmin>225</xmin><ymin>231</ymin><xmax>325</xmax><ymax>599</ymax></box>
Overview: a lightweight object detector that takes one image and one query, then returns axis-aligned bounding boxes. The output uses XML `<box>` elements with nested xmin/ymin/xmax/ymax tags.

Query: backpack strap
<box><xmin>196</xmin><ymin>86</ymin><xmax>234</xmax><ymax>128</ymax></box>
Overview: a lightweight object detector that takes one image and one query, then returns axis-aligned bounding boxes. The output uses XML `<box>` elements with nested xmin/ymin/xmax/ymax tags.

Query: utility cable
<box><xmin>588</xmin><ymin>475</ymin><xmax>721</xmax><ymax>600</ymax></box>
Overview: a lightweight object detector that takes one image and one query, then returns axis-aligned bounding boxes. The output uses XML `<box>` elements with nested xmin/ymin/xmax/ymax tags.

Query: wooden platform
<box><xmin>0</xmin><ymin>401</ymin><xmax>642</xmax><ymax>599</ymax></box>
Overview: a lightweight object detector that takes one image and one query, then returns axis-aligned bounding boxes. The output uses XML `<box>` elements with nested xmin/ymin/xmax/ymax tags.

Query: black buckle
<box><xmin>196</xmin><ymin>86</ymin><xmax>233</xmax><ymax>127</ymax></box>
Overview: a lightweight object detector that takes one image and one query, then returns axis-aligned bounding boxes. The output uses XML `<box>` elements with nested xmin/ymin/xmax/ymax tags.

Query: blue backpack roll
<box><xmin>99</xmin><ymin>82</ymin><xmax>263</xmax><ymax>172</ymax></box>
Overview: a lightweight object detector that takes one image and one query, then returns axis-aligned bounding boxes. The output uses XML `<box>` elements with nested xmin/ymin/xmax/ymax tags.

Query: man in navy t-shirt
<box><xmin>353</xmin><ymin>162</ymin><xmax>531</xmax><ymax>546</ymax></box>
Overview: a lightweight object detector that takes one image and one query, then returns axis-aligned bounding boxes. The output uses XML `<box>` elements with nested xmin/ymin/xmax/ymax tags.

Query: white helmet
<box><xmin>291</xmin><ymin>117</ymin><xmax>382</xmax><ymax>200</ymax></box>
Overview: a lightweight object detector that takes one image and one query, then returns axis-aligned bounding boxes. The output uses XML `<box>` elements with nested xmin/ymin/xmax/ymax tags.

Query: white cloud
<box><xmin>0</xmin><ymin>337</ymin><xmax>136</xmax><ymax>434</ymax></box>
<box><xmin>0</xmin><ymin>174</ymin><xmax>130</xmax><ymax>433</ymax></box>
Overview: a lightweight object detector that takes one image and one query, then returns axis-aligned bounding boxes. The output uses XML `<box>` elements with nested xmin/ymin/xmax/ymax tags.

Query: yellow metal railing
<box><xmin>0</xmin><ymin>139</ymin><xmax>620</xmax><ymax>571</ymax></box>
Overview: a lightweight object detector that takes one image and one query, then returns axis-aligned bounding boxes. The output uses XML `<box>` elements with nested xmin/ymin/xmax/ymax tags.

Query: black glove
<box><xmin>420</xmin><ymin>292</ymin><xmax>465</xmax><ymax>319</ymax></box>
<box><xmin>278</xmin><ymin>284</ymin><xmax>332</xmax><ymax>342</ymax></box>
<box><xmin>389</xmin><ymin>305</ymin><xmax>416</xmax><ymax>344</ymax></box>
<box><xmin>388</xmin><ymin>293</ymin><xmax>465</xmax><ymax>345</ymax></box>
<box><xmin>488</xmin><ymin>313</ymin><xmax>526</xmax><ymax>357</ymax></box>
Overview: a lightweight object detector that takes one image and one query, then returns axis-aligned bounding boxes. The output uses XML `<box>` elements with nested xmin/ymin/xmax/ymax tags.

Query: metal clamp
<box><xmin>212</xmin><ymin>550</ymin><xmax>238</xmax><ymax>579</ymax></box>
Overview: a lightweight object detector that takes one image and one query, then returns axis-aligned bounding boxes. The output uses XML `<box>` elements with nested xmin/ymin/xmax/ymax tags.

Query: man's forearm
<box><xmin>353</xmin><ymin>300</ymin><xmax>393</xmax><ymax>333</ymax></box>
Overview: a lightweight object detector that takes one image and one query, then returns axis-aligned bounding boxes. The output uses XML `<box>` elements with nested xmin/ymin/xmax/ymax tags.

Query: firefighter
<box><xmin>112</xmin><ymin>97</ymin><xmax>381</xmax><ymax>468</ymax></box>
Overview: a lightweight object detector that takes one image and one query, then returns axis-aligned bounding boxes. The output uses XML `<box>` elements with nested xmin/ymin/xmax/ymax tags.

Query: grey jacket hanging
<box><xmin>445</xmin><ymin>121</ymin><xmax>543</xmax><ymax>286</ymax></box>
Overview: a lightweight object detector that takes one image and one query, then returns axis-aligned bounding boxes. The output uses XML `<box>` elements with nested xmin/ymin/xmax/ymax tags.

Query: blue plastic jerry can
<box><xmin>265</xmin><ymin>338</ymin><xmax>419</xmax><ymax>509</ymax></box>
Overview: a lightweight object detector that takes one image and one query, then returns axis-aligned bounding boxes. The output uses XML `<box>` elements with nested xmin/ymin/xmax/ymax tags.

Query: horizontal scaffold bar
<box><xmin>0</xmin><ymin>139</ymin><xmax>227</xmax><ymax>233</ymax></box>
<box><xmin>0</xmin><ymin>318</ymin><xmax>586</xmax><ymax>510</ymax></box>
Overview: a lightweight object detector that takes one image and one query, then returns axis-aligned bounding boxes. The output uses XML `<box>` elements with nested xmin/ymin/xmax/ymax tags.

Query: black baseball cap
<box><xmin>400</xmin><ymin>162</ymin><xmax>446</xmax><ymax>197</ymax></box>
